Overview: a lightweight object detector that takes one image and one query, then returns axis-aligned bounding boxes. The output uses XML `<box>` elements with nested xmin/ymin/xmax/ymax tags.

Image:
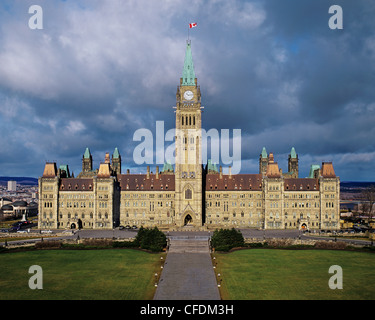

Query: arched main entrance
<box><xmin>184</xmin><ymin>214</ymin><xmax>193</xmax><ymax>226</ymax></box>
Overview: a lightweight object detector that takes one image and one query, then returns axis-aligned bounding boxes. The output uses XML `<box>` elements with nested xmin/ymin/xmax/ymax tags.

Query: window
<box><xmin>185</xmin><ymin>188</ymin><xmax>192</xmax><ymax>199</ymax></box>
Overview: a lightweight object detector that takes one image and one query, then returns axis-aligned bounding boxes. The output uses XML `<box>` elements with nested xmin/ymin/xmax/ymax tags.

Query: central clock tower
<box><xmin>174</xmin><ymin>40</ymin><xmax>203</xmax><ymax>228</ymax></box>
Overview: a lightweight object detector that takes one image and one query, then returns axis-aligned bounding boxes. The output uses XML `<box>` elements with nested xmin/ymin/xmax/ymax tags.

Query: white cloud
<box><xmin>66</xmin><ymin>120</ymin><xmax>85</xmax><ymax>135</ymax></box>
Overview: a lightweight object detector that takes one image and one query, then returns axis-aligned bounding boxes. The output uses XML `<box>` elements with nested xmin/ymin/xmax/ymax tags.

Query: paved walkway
<box><xmin>153</xmin><ymin>238</ymin><xmax>221</xmax><ymax>300</ymax></box>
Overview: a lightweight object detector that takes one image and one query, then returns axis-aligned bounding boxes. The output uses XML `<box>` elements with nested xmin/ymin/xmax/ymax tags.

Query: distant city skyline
<box><xmin>0</xmin><ymin>0</ymin><xmax>375</xmax><ymax>181</ymax></box>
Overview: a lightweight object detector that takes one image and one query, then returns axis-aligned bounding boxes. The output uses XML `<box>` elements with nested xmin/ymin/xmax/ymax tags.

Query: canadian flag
<box><xmin>189</xmin><ymin>23</ymin><xmax>197</xmax><ymax>28</ymax></box>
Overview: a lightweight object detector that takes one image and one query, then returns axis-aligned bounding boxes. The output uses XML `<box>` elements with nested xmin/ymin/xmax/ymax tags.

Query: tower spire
<box><xmin>181</xmin><ymin>41</ymin><xmax>196</xmax><ymax>86</ymax></box>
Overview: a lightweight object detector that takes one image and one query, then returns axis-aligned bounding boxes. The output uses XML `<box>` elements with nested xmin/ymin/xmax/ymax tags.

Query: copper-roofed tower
<box><xmin>288</xmin><ymin>147</ymin><xmax>299</xmax><ymax>178</ymax></box>
<box><xmin>259</xmin><ymin>147</ymin><xmax>268</xmax><ymax>175</ymax></box>
<box><xmin>111</xmin><ymin>147</ymin><xmax>122</xmax><ymax>175</ymax></box>
<box><xmin>82</xmin><ymin>147</ymin><xmax>93</xmax><ymax>173</ymax></box>
<box><xmin>175</xmin><ymin>40</ymin><xmax>203</xmax><ymax>228</ymax></box>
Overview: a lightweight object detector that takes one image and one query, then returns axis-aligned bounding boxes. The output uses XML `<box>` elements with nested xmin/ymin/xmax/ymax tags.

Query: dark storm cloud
<box><xmin>0</xmin><ymin>0</ymin><xmax>374</xmax><ymax>180</ymax></box>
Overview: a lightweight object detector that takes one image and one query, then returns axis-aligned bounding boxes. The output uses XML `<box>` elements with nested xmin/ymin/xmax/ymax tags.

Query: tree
<box><xmin>360</xmin><ymin>185</ymin><xmax>375</xmax><ymax>228</ymax></box>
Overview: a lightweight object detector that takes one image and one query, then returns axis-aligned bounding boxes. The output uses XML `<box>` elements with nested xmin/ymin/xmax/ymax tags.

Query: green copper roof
<box><xmin>113</xmin><ymin>147</ymin><xmax>120</xmax><ymax>159</ymax></box>
<box><xmin>207</xmin><ymin>159</ymin><xmax>218</xmax><ymax>173</ymax></box>
<box><xmin>181</xmin><ymin>41</ymin><xmax>196</xmax><ymax>86</ymax></box>
<box><xmin>290</xmin><ymin>147</ymin><xmax>297</xmax><ymax>159</ymax></box>
<box><xmin>59</xmin><ymin>165</ymin><xmax>70</xmax><ymax>177</ymax></box>
<box><xmin>308</xmin><ymin>164</ymin><xmax>320</xmax><ymax>178</ymax></box>
<box><xmin>261</xmin><ymin>147</ymin><xmax>268</xmax><ymax>159</ymax></box>
<box><xmin>162</xmin><ymin>160</ymin><xmax>174</xmax><ymax>172</ymax></box>
<box><xmin>83</xmin><ymin>147</ymin><xmax>91</xmax><ymax>159</ymax></box>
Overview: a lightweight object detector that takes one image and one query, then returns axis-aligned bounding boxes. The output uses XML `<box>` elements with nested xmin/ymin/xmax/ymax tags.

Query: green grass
<box><xmin>0</xmin><ymin>249</ymin><xmax>164</xmax><ymax>300</ymax></box>
<box><xmin>214</xmin><ymin>249</ymin><xmax>375</xmax><ymax>300</ymax></box>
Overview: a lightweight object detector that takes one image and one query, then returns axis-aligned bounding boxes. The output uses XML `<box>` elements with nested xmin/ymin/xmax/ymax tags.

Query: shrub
<box><xmin>246</xmin><ymin>242</ymin><xmax>265</xmax><ymax>248</ymax></box>
<box><xmin>314</xmin><ymin>241</ymin><xmax>347</xmax><ymax>250</ymax></box>
<box><xmin>82</xmin><ymin>239</ymin><xmax>113</xmax><ymax>247</ymax></box>
<box><xmin>134</xmin><ymin>226</ymin><xmax>167</xmax><ymax>252</ymax></box>
<box><xmin>267</xmin><ymin>239</ymin><xmax>294</xmax><ymax>248</ymax></box>
<box><xmin>211</xmin><ymin>228</ymin><xmax>245</xmax><ymax>251</ymax></box>
<box><xmin>113</xmin><ymin>241</ymin><xmax>138</xmax><ymax>248</ymax></box>
<box><xmin>35</xmin><ymin>240</ymin><xmax>62</xmax><ymax>249</ymax></box>
<box><xmin>214</xmin><ymin>245</ymin><xmax>231</xmax><ymax>252</ymax></box>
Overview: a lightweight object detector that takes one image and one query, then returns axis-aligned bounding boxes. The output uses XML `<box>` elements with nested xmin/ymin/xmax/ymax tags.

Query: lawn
<box><xmin>0</xmin><ymin>249</ymin><xmax>164</xmax><ymax>300</ymax></box>
<box><xmin>214</xmin><ymin>249</ymin><xmax>375</xmax><ymax>300</ymax></box>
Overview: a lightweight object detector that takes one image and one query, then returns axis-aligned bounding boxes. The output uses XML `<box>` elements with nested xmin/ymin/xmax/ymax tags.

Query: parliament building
<box><xmin>38</xmin><ymin>41</ymin><xmax>340</xmax><ymax>231</ymax></box>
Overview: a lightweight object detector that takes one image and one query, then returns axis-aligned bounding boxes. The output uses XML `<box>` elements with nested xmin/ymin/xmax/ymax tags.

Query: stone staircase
<box><xmin>168</xmin><ymin>237</ymin><xmax>210</xmax><ymax>253</ymax></box>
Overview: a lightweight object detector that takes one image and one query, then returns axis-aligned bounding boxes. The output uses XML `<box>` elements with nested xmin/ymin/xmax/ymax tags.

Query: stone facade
<box><xmin>38</xmin><ymin>41</ymin><xmax>340</xmax><ymax>231</ymax></box>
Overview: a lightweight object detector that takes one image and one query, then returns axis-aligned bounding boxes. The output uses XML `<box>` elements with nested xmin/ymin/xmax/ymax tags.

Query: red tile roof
<box><xmin>118</xmin><ymin>174</ymin><xmax>175</xmax><ymax>191</ymax></box>
<box><xmin>206</xmin><ymin>174</ymin><xmax>262</xmax><ymax>191</ymax></box>
<box><xmin>284</xmin><ymin>178</ymin><xmax>320</xmax><ymax>191</ymax></box>
<box><xmin>59</xmin><ymin>178</ymin><xmax>94</xmax><ymax>191</ymax></box>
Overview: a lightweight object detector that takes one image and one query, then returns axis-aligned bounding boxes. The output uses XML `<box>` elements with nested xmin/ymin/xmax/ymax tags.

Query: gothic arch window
<box><xmin>185</xmin><ymin>188</ymin><xmax>192</xmax><ymax>200</ymax></box>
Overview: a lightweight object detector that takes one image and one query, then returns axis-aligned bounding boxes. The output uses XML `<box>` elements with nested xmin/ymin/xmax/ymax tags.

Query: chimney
<box><xmin>156</xmin><ymin>166</ymin><xmax>159</xmax><ymax>179</ymax></box>
<box><xmin>220</xmin><ymin>166</ymin><xmax>223</xmax><ymax>179</ymax></box>
<box><xmin>229</xmin><ymin>166</ymin><xmax>232</xmax><ymax>178</ymax></box>
<box><xmin>127</xmin><ymin>169</ymin><xmax>130</xmax><ymax>174</ymax></box>
<box><xmin>147</xmin><ymin>166</ymin><xmax>150</xmax><ymax>179</ymax></box>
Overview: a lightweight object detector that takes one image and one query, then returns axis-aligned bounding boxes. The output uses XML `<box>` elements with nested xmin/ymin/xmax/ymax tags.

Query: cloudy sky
<box><xmin>0</xmin><ymin>0</ymin><xmax>374</xmax><ymax>181</ymax></box>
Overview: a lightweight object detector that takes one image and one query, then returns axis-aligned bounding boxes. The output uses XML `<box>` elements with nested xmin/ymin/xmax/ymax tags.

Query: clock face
<box><xmin>184</xmin><ymin>90</ymin><xmax>194</xmax><ymax>100</ymax></box>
